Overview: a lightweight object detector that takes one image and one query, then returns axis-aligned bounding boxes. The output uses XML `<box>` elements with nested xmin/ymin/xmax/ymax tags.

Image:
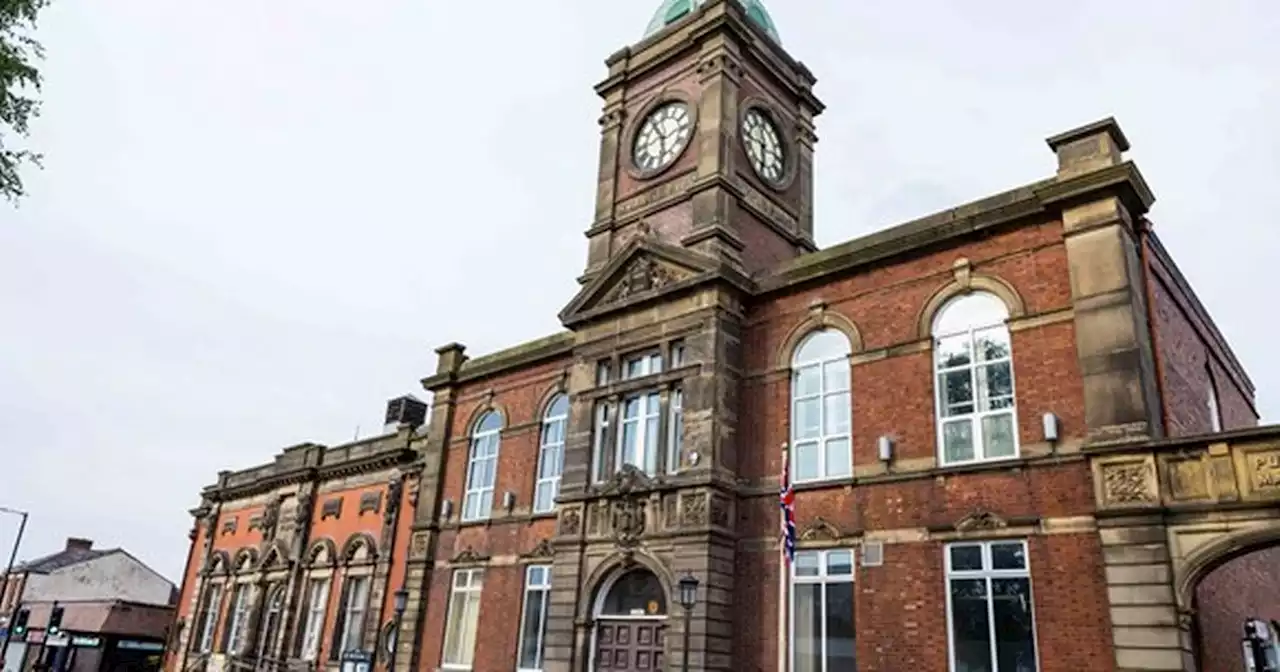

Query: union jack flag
<box><xmin>779</xmin><ymin>447</ymin><xmax>796</xmax><ymax>565</ymax></box>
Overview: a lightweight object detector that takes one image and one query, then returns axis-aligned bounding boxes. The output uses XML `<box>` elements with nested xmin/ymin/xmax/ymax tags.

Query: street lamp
<box><xmin>387</xmin><ymin>589</ymin><xmax>409</xmax><ymax>672</ymax></box>
<box><xmin>677</xmin><ymin>573</ymin><xmax>699</xmax><ymax>672</ymax></box>
<box><xmin>0</xmin><ymin>506</ymin><xmax>29</xmax><ymax>668</ymax></box>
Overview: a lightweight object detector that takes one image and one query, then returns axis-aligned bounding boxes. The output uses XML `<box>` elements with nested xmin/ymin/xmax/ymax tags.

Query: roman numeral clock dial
<box><xmin>631</xmin><ymin>102</ymin><xmax>693</xmax><ymax>173</ymax></box>
<box><xmin>742</xmin><ymin>107</ymin><xmax>786</xmax><ymax>184</ymax></box>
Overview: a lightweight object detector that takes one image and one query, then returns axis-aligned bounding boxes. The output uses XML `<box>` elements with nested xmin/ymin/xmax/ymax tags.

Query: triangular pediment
<box><xmin>559</xmin><ymin>239</ymin><xmax>727</xmax><ymax>326</ymax></box>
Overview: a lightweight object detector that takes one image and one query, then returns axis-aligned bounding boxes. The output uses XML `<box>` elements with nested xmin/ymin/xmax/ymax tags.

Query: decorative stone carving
<box><xmin>321</xmin><ymin>497</ymin><xmax>343</xmax><ymax>520</ymax></box>
<box><xmin>1250</xmin><ymin>449</ymin><xmax>1280</xmax><ymax>492</ymax></box>
<box><xmin>709</xmin><ymin>496</ymin><xmax>730</xmax><ymax>528</ymax></box>
<box><xmin>200</xmin><ymin>509</ymin><xmax>218</xmax><ymax>537</ymax></box>
<box><xmin>799</xmin><ymin>517</ymin><xmax>842</xmax><ymax>542</ymax></box>
<box><xmin>451</xmin><ymin>546</ymin><xmax>489</xmax><ymax>565</ymax></box>
<box><xmin>1103</xmin><ymin>462</ymin><xmax>1156</xmax><ymax>505</ymax></box>
<box><xmin>955</xmin><ymin>510</ymin><xmax>1008</xmax><ymax>532</ymax></box>
<box><xmin>260</xmin><ymin>498</ymin><xmax>280</xmax><ymax>542</ymax></box>
<box><xmin>408</xmin><ymin>531</ymin><xmax>429</xmax><ymax>560</ymax></box>
<box><xmin>293</xmin><ymin>492</ymin><xmax>314</xmax><ymax>530</ymax></box>
<box><xmin>611</xmin><ymin>497</ymin><xmax>646</xmax><ymax>548</ymax></box>
<box><xmin>680</xmin><ymin>493</ymin><xmax>707</xmax><ymax>527</ymax></box>
<box><xmin>559</xmin><ymin>508</ymin><xmax>582</xmax><ymax>537</ymax></box>
<box><xmin>600</xmin><ymin>464</ymin><xmax>656</xmax><ymax>496</ymax></box>
<box><xmin>603</xmin><ymin>256</ymin><xmax>675</xmax><ymax>303</ymax></box>
<box><xmin>359</xmin><ymin>492</ymin><xmax>383</xmax><ymax>516</ymax></box>
<box><xmin>663</xmin><ymin>495</ymin><xmax>679</xmax><ymax>529</ymax></box>
<box><xmin>1167</xmin><ymin>458</ymin><xmax>1209</xmax><ymax>500</ymax></box>
<box><xmin>521</xmin><ymin>538</ymin><xmax>555</xmax><ymax>560</ymax></box>
<box><xmin>385</xmin><ymin>477</ymin><xmax>404</xmax><ymax>516</ymax></box>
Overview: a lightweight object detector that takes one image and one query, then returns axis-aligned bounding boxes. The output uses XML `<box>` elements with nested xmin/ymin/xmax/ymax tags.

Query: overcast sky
<box><xmin>1</xmin><ymin>0</ymin><xmax>1277</xmax><ymax>582</ymax></box>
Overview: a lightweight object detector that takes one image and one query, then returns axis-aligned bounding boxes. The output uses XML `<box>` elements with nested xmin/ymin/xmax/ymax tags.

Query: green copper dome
<box><xmin>643</xmin><ymin>0</ymin><xmax>781</xmax><ymax>44</ymax></box>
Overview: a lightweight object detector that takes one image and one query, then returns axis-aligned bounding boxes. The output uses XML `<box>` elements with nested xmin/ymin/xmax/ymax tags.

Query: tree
<box><xmin>1</xmin><ymin>0</ymin><xmax>50</xmax><ymax>203</ymax></box>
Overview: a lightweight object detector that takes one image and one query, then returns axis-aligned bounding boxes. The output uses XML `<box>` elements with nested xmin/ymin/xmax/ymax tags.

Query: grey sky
<box><xmin>1</xmin><ymin>0</ymin><xmax>1277</xmax><ymax>582</ymax></box>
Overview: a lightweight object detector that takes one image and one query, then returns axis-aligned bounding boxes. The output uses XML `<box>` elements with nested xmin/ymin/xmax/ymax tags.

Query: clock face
<box><xmin>632</xmin><ymin>102</ymin><xmax>693</xmax><ymax>173</ymax></box>
<box><xmin>742</xmin><ymin>108</ymin><xmax>785</xmax><ymax>183</ymax></box>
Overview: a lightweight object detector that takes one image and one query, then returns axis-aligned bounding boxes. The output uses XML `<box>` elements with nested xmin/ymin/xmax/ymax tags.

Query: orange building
<box><xmin>167</xmin><ymin>2</ymin><xmax>1280</xmax><ymax>672</ymax></box>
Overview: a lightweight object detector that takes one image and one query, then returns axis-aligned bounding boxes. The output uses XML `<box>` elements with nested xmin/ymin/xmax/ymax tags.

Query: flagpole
<box><xmin>777</xmin><ymin>444</ymin><xmax>789</xmax><ymax>672</ymax></box>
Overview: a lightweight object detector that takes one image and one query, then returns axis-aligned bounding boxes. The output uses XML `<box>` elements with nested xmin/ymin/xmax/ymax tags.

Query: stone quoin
<box><xmin>164</xmin><ymin>2</ymin><xmax>1280</xmax><ymax>672</ymax></box>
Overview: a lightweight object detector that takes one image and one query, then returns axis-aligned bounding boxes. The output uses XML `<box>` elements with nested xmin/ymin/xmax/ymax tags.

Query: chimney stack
<box><xmin>65</xmin><ymin>538</ymin><xmax>93</xmax><ymax>552</ymax></box>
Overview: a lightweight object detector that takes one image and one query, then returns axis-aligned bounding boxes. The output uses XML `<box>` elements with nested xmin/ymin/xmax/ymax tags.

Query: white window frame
<box><xmin>932</xmin><ymin>293</ymin><xmax>1019</xmax><ymax>466</ymax></box>
<box><xmin>299</xmin><ymin>577</ymin><xmax>330</xmax><ymax>661</ymax></box>
<box><xmin>617</xmin><ymin>391</ymin><xmax>662</xmax><ymax>475</ymax></box>
<box><xmin>943</xmin><ymin>539</ymin><xmax>1040</xmax><ymax>672</ymax></box>
<box><xmin>666</xmin><ymin>386</ymin><xmax>684</xmax><ymax>475</ymax></box>
<box><xmin>442</xmin><ymin>568</ymin><xmax>484</xmax><ymax>670</ymax></box>
<box><xmin>534</xmin><ymin>396</ymin><xmax>568</xmax><ymax>514</ymax></box>
<box><xmin>196</xmin><ymin>582</ymin><xmax>222</xmax><ymax>653</ymax></box>
<box><xmin>516</xmin><ymin>565</ymin><xmax>552</xmax><ymax>672</ymax></box>
<box><xmin>623</xmin><ymin>352</ymin><xmax>663</xmax><ymax>380</ymax></box>
<box><xmin>462</xmin><ymin>412</ymin><xmax>502</xmax><ymax>522</ymax></box>
<box><xmin>225</xmin><ymin>583</ymin><xmax>251</xmax><ymax>654</ymax></box>
<box><xmin>258</xmin><ymin>583</ymin><xmax>285</xmax><ymax>658</ymax></box>
<box><xmin>790</xmin><ymin>330</ymin><xmax>853</xmax><ymax>483</ymax></box>
<box><xmin>338</xmin><ymin>575</ymin><xmax>370</xmax><ymax>654</ymax></box>
<box><xmin>591</xmin><ymin>402</ymin><xmax>611</xmax><ymax>484</ymax></box>
<box><xmin>790</xmin><ymin>548</ymin><xmax>856</xmax><ymax>672</ymax></box>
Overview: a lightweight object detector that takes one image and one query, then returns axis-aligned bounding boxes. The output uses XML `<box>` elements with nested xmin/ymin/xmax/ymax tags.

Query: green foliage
<box><xmin>0</xmin><ymin>0</ymin><xmax>50</xmax><ymax>204</ymax></box>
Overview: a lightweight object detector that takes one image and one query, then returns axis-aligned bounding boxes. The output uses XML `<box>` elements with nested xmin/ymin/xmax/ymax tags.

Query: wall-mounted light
<box><xmin>1042</xmin><ymin>412</ymin><xmax>1060</xmax><ymax>443</ymax></box>
<box><xmin>502</xmin><ymin>491</ymin><xmax>516</xmax><ymax>513</ymax></box>
<box><xmin>877</xmin><ymin>436</ymin><xmax>894</xmax><ymax>463</ymax></box>
<box><xmin>441</xmin><ymin>499</ymin><xmax>454</xmax><ymax>521</ymax></box>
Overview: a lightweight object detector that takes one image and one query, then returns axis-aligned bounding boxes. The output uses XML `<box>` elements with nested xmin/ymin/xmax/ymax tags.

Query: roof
<box><xmin>644</xmin><ymin>0</ymin><xmax>781</xmax><ymax>44</ymax></box>
<box><xmin>15</xmin><ymin>547</ymin><xmax>116</xmax><ymax>574</ymax></box>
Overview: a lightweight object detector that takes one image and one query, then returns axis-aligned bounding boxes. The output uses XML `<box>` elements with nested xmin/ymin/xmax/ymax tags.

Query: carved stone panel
<box><xmin>559</xmin><ymin>507</ymin><xmax>583</xmax><ymax>537</ymax></box>
<box><xmin>408</xmin><ymin>531</ymin><xmax>429</xmax><ymax>560</ymax></box>
<box><xmin>1095</xmin><ymin>456</ymin><xmax>1158</xmax><ymax>508</ymax></box>
<box><xmin>1165</xmin><ymin>456</ymin><xmax>1210</xmax><ymax>501</ymax></box>
<box><xmin>1246</xmin><ymin>448</ymin><xmax>1280</xmax><ymax>495</ymax></box>
<box><xmin>680</xmin><ymin>492</ymin><xmax>707</xmax><ymax>528</ymax></box>
<box><xmin>709</xmin><ymin>495</ymin><xmax>730</xmax><ymax>528</ymax></box>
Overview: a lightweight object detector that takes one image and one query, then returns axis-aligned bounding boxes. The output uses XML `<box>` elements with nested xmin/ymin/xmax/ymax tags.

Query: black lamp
<box><xmin>677</xmin><ymin>574</ymin><xmax>699</xmax><ymax>611</ymax></box>
<box><xmin>677</xmin><ymin>573</ymin><xmax>699</xmax><ymax>672</ymax></box>
<box><xmin>393</xmin><ymin>588</ymin><xmax>409</xmax><ymax>617</ymax></box>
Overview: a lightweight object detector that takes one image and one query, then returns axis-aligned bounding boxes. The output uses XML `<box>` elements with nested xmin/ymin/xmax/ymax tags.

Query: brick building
<box><xmin>167</xmin><ymin>2</ymin><xmax>1280</xmax><ymax>672</ymax></box>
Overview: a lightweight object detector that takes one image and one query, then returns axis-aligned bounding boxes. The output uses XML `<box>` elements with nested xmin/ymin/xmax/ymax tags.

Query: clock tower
<box><xmin>579</xmin><ymin>0</ymin><xmax>823</xmax><ymax>283</ymax></box>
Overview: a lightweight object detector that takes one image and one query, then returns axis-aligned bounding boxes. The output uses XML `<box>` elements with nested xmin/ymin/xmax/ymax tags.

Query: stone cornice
<box><xmin>202</xmin><ymin>442</ymin><xmax>418</xmax><ymax>502</ymax></box>
<box><xmin>756</xmin><ymin>161</ymin><xmax>1155</xmax><ymax>296</ymax></box>
<box><xmin>420</xmin><ymin>332</ymin><xmax>574</xmax><ymax>392</ymax></box>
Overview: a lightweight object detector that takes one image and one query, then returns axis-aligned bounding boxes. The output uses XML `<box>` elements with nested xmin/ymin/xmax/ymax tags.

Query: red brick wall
<box><xmin>1144</xmin><ymin>230</ymin><xmax>1258</xmax><ymax>436</ymax></box>
<box><xmin>1194</xmin><ymin>545</ymin><xmax>1280</xmax><ymax>672</ymax></box>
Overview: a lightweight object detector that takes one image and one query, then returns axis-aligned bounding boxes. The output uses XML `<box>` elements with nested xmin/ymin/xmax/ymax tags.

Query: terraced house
<box><xmin>165</xmin><ymin>2</ymin><xmax>1280</xmax><ymax>672</ymax></box>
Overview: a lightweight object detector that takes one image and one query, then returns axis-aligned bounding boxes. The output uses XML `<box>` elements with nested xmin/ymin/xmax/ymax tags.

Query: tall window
<box><xmin>337</xmin><ymin>576</ymin><xmax>370</xmax><ymax>654</ymax></box>
<box><xmin>933</xmin><ymin>292</ymin><xmax>1017</xmax><ymax>465</ymax></box>
<box><xmin>463</xmin><ymin>411</ymin><xmax>502</xmax><ymax>521</ymax></box>
<box><xmin>299</xmin><ymin>578</ymin><xmax>330</xmax><ymax>661</ymax></box>
<box><xmin>666</xmin><ymin>386</ymin><xmax>684</xmax><ymax>474</ymax></box>
<box><xmin>790</xmin><ymin>330</ymin><xmax>852</xmax><ymax>482</ymax></box>
<box><xmin>945</xmin><ymin>540</ymin><xmax>1039</xmax><ymax>672</ymax></box>
<box><xmin>792</xmin><ymin>549</ymin><xmax>855</xmax><ymax>672</ymax></box>
<box><xmin>591</xmin><ymin>403</ymin><xmax>611</xmax><ymax>484</ymax></box>
<box><xmin>225</xmin><ymin>584</ymin><xmax>251</xmax><ymax>654</ymax></box>
<box><xmin>535</xmin><ymin>396</ymin><xmax>568</xmax><ymax>513</ymax></box>
<box><xmin>618</xmin><ymin>391</ymin><xmax>661</xmax><ymax>474</ymax></box>
<box><xmin>258</xmin><ymin>584</ymin><xmax>285</xmax><ymax>658</ymax></box>
<box><xmin>195</xmin><ymin>583</ymin><xmax>222</xmax><ymax>653</ymax></box>
<box><xmin>516</xmin><ymin>565</ymin><xmax>552</xmax><ymax>672</ymax></box>
<box><xmin>442</xmin><ymin>569</ymin><xmax>484</xmax><ymax>669</ymax></box>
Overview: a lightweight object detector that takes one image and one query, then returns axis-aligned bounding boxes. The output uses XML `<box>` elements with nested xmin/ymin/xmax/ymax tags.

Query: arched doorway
<box><xmin>1181</xmin><ymin>531</ymin><xmax>1280</xmax><ymax>672</ymax></box>
<box><xmin>591</xmin><ymin>567</ymin><xmax>668</xmax><ymax>670</ymax></box>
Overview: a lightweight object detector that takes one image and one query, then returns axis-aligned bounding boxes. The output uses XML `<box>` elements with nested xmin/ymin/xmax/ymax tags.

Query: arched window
<box><xmin>463</xmin><ymin>411</ymin><xmax>503</xmax><ymax>521</ymax></box>
<box><xmin>600</xmin><ymin>569</ymin><xmax>667</xmax><ymax>617</ymax></box>
<box><xmin>932</xmin><ymin>292</ymin><xmax>1017</xmax><ymax>465</ymax></box>
<box><xmin>535</xmin><ymin>395</ymin><xmax>569</xmax><ymax>514</ymax></box>
<box><xmin>257</xmin><ymin>583</ymin><xmax>285</xmax><ymax>658</ymax></box>
<box><xmin>790</xmin><ymin>330</ymin><xmax>852</xmax><ymax>482</ymax></box>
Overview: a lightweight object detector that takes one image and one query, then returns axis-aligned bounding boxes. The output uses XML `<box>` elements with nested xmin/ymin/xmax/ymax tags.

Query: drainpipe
<box><xmin>369</xmin><ymin>431</ymin><xmax>413</xmax><ymax>671</ymax></box>
<box><xmin>1137</xmin><ymin>217</ymin><xmax>1170</xmax><ymax>436</ymax></box>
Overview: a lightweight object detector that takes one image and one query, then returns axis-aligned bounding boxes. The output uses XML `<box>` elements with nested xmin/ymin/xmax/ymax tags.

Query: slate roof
<box><xmin>15</xmin><ymin>547</ymin><xmax>117</xmax><ymax>573</ymax></box>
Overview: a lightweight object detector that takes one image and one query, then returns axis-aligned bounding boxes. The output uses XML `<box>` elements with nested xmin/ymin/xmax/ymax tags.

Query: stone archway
<box><xmin>1091</xmin><ymin>431</ymin><xmax>1280</xmax><ymax>672</ymax></box>
<box><xmin>590</xmin><ymin>567</ymin><xmax>669</xmax><ymax>671</ymax></box>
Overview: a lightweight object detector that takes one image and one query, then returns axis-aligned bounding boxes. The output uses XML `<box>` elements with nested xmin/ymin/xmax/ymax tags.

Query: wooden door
<box><xmin>595</xmin><ymin>620</ymin><xmax>666</xmax><ymax>670</ymax></box>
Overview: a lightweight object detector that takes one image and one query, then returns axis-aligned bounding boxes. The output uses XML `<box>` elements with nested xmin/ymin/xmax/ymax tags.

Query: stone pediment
<box><xmin>559</xmin><ymin>239</ymin><xmax>725</xmax><ymax>326</ymax></box>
